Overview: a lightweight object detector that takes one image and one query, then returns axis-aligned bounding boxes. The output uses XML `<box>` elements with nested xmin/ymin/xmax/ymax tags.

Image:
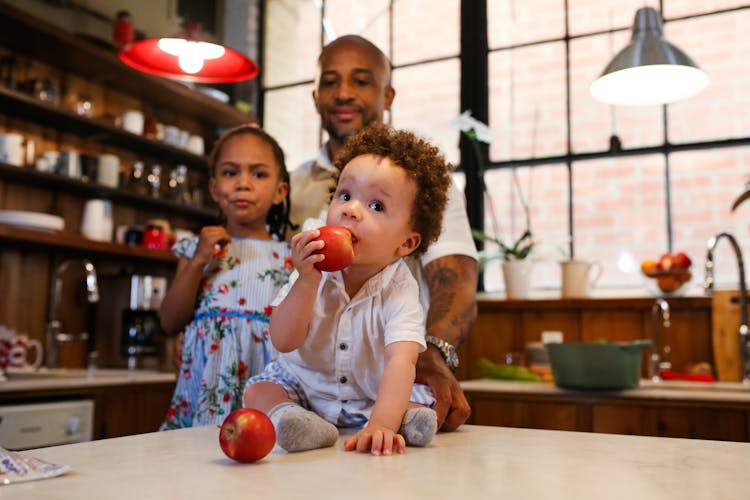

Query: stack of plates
<box><xmin>0</xmin><ymin>210</ymin><xmax>65</xmax><ymax>231</ymax></box>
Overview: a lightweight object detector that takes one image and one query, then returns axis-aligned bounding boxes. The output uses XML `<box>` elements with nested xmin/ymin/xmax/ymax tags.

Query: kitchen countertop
<box><xmin>0</xmin><ymin>368</ymin><xmax>175</xmax><ymax>393</ymax></box>
<box><xmin>460</xmin><ymin>378</ymin><xmax>750</xmax><ymax>403</ymax></box>
<box><xmin>6</xmin><ymin>424</ymin><xmax>748</xmax><ymax>499</ymax></box>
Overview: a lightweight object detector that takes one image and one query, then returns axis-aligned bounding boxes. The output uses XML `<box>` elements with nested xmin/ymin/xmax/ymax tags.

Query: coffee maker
<box><xmin>121</xmin><ymin>275</ymin><xmax>166</xmax><ymax>369</ymax></box>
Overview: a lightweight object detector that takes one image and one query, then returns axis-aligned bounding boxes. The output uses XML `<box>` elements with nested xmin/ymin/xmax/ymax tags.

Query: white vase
<box><xmin>502</xmin><ymin>260</ymin><xmax>533</xmax><ymax>299</ymax></box>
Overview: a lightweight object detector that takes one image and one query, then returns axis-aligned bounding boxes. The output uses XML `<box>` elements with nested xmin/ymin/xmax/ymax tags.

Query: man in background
<box><xmin>289</xmin><ymin>35</ymin><xmax>478</xmax><ymax>431</ymax></box>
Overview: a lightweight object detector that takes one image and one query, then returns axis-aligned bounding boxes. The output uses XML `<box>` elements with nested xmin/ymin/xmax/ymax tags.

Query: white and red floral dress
<box><xmin>160</xmin><ymin>236</ymin><xmax>292</xmax><ymax>430</ymax></box>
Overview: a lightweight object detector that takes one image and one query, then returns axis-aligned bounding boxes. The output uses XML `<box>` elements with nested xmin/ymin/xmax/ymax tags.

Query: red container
<box><xmin>142</xmin><ymin>225</ymin><xmax>168</xmax><ymax>250</ymax></box>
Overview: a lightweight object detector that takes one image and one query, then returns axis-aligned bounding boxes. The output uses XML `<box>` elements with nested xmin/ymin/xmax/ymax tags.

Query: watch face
<box><xmin>447</xmin><ymin>350</ymin><xmax>459</xmax><ymax>371</ymax></box>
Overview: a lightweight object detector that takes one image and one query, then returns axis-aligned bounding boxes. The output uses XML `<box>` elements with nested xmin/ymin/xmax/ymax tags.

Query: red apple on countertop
<box><xmin>219</xmin><ymin>409</ymin><xmax>276</xmax><ymax>463</ymax></box>
<box><xmin>313</xmin><ymin>226</ymin><xmax>355</xmax><ymax>272</ymax></box>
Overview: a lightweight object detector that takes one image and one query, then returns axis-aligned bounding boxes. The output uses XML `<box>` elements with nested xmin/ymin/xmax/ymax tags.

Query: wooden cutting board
<box><xmin>711</xmin><ymin>290</ymin><xmax>744</xmax><ymax>381</ymax></box>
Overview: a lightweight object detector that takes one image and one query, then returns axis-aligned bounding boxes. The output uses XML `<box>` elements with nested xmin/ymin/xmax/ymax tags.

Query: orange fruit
<box><xmin>641</xmin><ymin>259</ymin><xmax>658</xmax><ymax>277</ymax></box>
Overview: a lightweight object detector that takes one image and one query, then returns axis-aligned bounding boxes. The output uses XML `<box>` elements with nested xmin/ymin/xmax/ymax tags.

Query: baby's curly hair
<box><xmin>333</xmin><ymin>124</ymin><xmax>452</xmax><ymax>257</ymax></box>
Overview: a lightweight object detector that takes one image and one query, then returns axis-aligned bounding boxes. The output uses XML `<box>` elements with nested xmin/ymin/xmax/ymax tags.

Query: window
<box><xmin>261</xmin><ymin>1</ymin><xmax>750</xmax><ymax>292</ymax></box>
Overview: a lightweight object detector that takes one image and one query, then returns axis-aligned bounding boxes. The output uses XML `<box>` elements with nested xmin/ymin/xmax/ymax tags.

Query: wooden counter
<box><xmin>0</xmin><ymin>369</ymin><xmax>175</xmax><ymax>440</ymax></box>
<box><xmin>461</xmin><ymin>379</ymin><xmax>750</xmax><ymax>441</ymax></box>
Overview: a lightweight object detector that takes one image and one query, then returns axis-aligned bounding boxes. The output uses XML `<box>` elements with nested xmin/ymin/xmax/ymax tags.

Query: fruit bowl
<box><xmin>641</xmin><ymin>251</ymin><xmax>693</xmax><ymax>297</ymax></box>
<box><xmin>642</xmin><ymin>269</ymin><xmax>694</xmax><ymax>297</ymax></box>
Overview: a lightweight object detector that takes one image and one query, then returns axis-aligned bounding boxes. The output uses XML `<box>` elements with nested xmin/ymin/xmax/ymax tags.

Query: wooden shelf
<box><xmin>0</xmin><ymin>223</ymin><xmax>177</xmax><ymax>263</ymax></box>
<box><xmin>0</xmin><ymin>163</ymin><xmax>219</xmax><ymax>224</ymax></box>
<box><xmin>0</xmin><ymin>87</ymin><xmax>209</xmax><ymax>171</ymax></box>
<box><xmin>477</xmin><ymin>294</ymin><xmax>711</xmax><ymax>311</ymax></box>
<box><xmin>0</xmin><ymin>2</ymin><xmax>253</xmax><ymax>129</ymax></box>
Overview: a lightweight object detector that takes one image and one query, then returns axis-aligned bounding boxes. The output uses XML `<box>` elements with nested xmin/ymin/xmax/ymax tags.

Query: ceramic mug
<box><xmin>142</xmin><ymin>225</ymin><xmax>168</xmax><ymax>250</ymax></box>
<box><xmin>81</xmin><ymin>199</ymin><xmax>113</xmax><ymax>242</ymax></box>
<box><xmin>0</xmin><ymin>333</ymin><xmax>43</xmax><ymax>370</ymax></box>
<box><xmin>122</xmin><ymin>110</ymin><xmax>145</xmax><ymax>135</ymax></box>
<box><xmin>97</xmin><ymin>153</ymin><xmax>121</xmax><ymax>188</ymax></box>
<box><xmin>0</xmin><ymin>133</ymin><xmax>25</xmax><ymax>166</ymax></box>
<box><xmin>561</xmin><ymin>260</ymin><xmax>602</xmax><ymax>298</ymax></box>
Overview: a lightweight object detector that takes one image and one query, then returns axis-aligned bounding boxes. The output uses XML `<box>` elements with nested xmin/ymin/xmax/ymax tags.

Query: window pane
<box><xmin>393</xmin><ymin>0</ymin><xmax>459</xmax><ymax>66</ymax></box>
<box><xmin>324</xmin><ymin>0</ymin><xmax>390</xmax><ymax>51</ymax></box>
<box><xmin>572</xmin><ymin>155</ymin><xmax>668</xmax><ymax>289</ymax></box>
<box><xmin>568</xmin><ymin>0</ymin><xmax>661</xmax><ymax>36</ymax></box>
<box><xmin>670</xmin><ymin>148</ymin><xmax>750</xmax><ymax>287</ymax></box>
<box><xmin>666</xmin><ymin>10</ymin><xmax>750</xmax><ymax>143</ymax></box>
<box><xmin>264</xmin><ymin>0</ymin><xmax>321</xmax><ymax>87</ymax></box>
<box><xmin>569</xmin><ymin>32</ymin><xmax>663</xmax><ymax>153</ymax></box>
<box><xmin>263</xmin><ymin>84</ymin><xmax>320</xmax><ymax>171</ymax></box>
<box><xmin>488</xmin><ymin>0</ymin><xmax>565</xmax><ymax>48</ymax></box>
<box><xmin>664</xmin><ymin>1</ymin><xmax>749</xmax><ymax>18</ymax></box>
<box><xmin>481</xmin><ymin>164</ymin><xmax>569</xmax><ymax>292</ymax></box>
<box><xmin>391</xmin><ymin>59</ymin><xmax>461</xmax><ymax>165</ymax></box>
<box><xmin>489</xmin><ymin>43</ymin><xmax>567</xmax><ymax>162</ymax></box>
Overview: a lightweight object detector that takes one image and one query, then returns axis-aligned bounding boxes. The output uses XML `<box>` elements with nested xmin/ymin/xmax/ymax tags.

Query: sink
<box><xmin>3</xmin><ymin>367</ymin><xmax>150</xmax><ymax>380</ymax></box>
<box><xmin>638</xmin><ymin>379</ymin><xmax>750</xmax><ymax>392</ymax></box>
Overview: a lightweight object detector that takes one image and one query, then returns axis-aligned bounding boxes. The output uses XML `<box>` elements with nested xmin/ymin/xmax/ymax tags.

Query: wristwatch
<box><xmin>425</xmin><ymin>335</ymin><xmax>459</xmax><ymax>372</ymax></box>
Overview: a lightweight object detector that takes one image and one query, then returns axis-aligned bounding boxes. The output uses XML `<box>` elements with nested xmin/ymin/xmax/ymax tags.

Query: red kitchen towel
<box><xmin>659</xmin><ymin>370</ymin><xmax>716</xmax><ymax>382</ymax></box>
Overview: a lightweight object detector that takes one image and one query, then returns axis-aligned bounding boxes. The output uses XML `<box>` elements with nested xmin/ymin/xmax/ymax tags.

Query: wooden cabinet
<box><xmin>465</xmin><ymin>389</ymin><xmax>750</xmax><ymax>442</ymax></box>
<box><xmin>0</xmin><ymin>380</ymin><xmax>176</xmax><ymax>439</ymax></box>
<box><xmin>0</xmin><ymin>4</ymin><xmax>252</xmax><ymax>367</ymax></box>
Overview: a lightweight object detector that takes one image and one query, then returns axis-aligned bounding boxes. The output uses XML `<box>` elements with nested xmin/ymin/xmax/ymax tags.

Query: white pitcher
<box><xmin>561</xmin><ymin>260</ymin><xmax>602</xmax><ymax>298</ymax></box>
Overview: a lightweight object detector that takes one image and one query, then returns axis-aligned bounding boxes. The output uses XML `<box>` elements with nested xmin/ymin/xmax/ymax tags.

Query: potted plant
<box><xmin>452</xmin><ymin>110</ymin><xmax>535</xmax><ymax>298</ymax></box>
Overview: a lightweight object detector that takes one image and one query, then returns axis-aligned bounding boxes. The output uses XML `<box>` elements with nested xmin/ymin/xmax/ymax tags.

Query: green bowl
<box><xmin>547</xmin><ymin>340</ymin><xmax>652</xmax><ymax>390</ymax></box>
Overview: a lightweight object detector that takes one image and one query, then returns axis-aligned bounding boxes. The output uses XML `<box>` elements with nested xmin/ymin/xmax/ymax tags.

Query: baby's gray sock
<box><xmin>273</xmin><ymin>406</ymin><xmax>339</xmax><ymax>452</ymax></box>
<box><xmin>399</xmin><ymin>407</ymin><xmax>437</xmax><ymax>447</ymax></box>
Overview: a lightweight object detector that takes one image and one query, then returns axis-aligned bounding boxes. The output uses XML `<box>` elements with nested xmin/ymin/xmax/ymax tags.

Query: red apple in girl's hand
<box><xmin>219</xmin><ymin>409</ymin><xmax>275</xmax><ymax>463</ymax></box>
<box><xmin>313</xmin><ymin>226</ymin><xmax>354</xmax><ymax>272</ymax></box>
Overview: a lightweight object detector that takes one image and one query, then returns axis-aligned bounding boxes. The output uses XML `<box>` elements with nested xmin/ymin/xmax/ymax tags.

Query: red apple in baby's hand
<box><xmin>313</xmin><ymin>226</ymin><xmax>354</xmax><ymax>272</ymax></box>
<box><xmin>219</xmin><ymin>409</ymin><xmax>275</xmax><ymax>463</ymax></box>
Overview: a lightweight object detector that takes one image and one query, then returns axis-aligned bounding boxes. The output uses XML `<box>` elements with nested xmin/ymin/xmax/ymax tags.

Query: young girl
<box><xmin>160</xmin><ymin>125</ymin><xmax>293</xmax><ymax>430</ymax></box>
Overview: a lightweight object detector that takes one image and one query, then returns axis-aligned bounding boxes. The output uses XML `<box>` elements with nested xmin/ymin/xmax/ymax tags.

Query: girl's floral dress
<box><xmin>160</xmin><ymin>236</ymin><xmax>292</xmax><ymax>430</ymax></box>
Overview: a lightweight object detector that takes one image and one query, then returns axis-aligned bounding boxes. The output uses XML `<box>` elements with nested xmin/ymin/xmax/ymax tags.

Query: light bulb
<box><xmin>178</xmin><ymin>51</ymin><xmax>204</xmax><ymax>74</ymax></box>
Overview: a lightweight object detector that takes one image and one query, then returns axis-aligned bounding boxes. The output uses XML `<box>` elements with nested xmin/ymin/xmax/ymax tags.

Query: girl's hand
<box><xmin>193</xmin><ymin>226</ymin><xmax>232</xmax><ymax>267</ymax></box>
<box><xmin>343</xmin><ymin>424</ymin><xmax>405</xmax><ymax>456</ymax></box>
<box><xmin>290</xmin><ymin>229</ymin><xmax>325</xmax><ymax>282</ymax></box>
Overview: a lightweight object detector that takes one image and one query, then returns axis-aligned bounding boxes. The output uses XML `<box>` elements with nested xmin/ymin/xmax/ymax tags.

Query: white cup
<box><xmin>186</xmin><ymin>134</ymin><xmax>204</xmax><ymax>155</ymax></box>
<box><xmin>0</xmin><ymin>133</ymin><xmax>25</xmax><ymax>166</ymax></box>
<box><xmin>122</xmin><ymin>110</ymin><xmax>145</xmax><ymax>135</ymax></box>
<box><xmin>59</xmin><ymin>150</ymin><xmax>81</xmax><ymax>178</ymax></box>
<box><xmin>97</xmin><ymin>154</ymin><xmax>121</xmax><ymax>188</ymax></box>
<box><xmin>81</xmin><ymin>199</ymin><xmax>113</xmax><ymax>242</ymax></box>
<box><xmin>3</xmin><ymin>334</ymin><xmax>43</xmax><ymax>370</ymax></box>
<box><xmin>561</xmin><ymin>260</ymin><xmax>602</xmax><ymax>298</ymax></box>
<box><xmin>164</xmin><ymin>125</ymin><xmax>180</xmax><ymax>146</ymax></box>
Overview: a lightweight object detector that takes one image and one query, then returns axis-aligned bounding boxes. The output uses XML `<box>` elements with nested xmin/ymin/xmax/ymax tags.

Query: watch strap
<box><xmin>425</xmin><ymin>335</ymin><xmax>459</xmax><ymax>371</ymax></box>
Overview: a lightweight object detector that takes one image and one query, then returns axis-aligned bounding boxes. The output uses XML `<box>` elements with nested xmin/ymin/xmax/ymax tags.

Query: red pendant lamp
<box><xmin>118</xmin><ymin>21</ymin><xmax>258</xmax><ymax>84</ymax></box>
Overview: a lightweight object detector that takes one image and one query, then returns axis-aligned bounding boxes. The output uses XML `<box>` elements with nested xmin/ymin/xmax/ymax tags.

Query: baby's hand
<box><xmin>343</xmin><ymin>424</ymin><xmax>405</xmax><ymax>456</ymax></box>
<box><xmin>194</xmin><ymin>226</ymin><xmax>231</xmax><ymax>266</ymax></box>
<box><xmin>290</xmin><ymin>229</ymin><xmax>325</xmax><ymax>280</ymax></box>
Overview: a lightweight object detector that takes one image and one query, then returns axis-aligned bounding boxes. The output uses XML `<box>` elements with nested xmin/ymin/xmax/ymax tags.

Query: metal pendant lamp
<box><xmin>119</xmin><ymin>22</ymin><xmax>258</xmax><ymax>84</ymax></box>
<box><xmin>590</xmin><ymin>7</ymin><xmax>709</xmax><ymax>106</ymax></box>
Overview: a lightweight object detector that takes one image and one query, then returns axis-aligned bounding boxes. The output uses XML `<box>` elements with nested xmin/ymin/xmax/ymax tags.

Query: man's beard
<box><xmin>325</xmin><ymin>125</ymin><xmax>360</xmax><ymax>144</ymax></box>
<box><xmin>324</xmin><ymin>111</ymin><xmax>381</xmax><ymax>144</ymax></box>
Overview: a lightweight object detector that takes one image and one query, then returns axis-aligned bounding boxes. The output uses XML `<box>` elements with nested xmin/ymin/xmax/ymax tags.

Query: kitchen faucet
<box><xmin>650</xmin><ymin>298</ymin><xmax>671</xmax><ymax>382</ymax></box>
<box><xmin>46</xmin><ymin>259</ymin><xmax>99</xmax><ymax>368</ymax></box>
<box><xmin>704</xmin><ymin>231</ymin><xmax>750</xmax><ymax>383</ymax></box>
